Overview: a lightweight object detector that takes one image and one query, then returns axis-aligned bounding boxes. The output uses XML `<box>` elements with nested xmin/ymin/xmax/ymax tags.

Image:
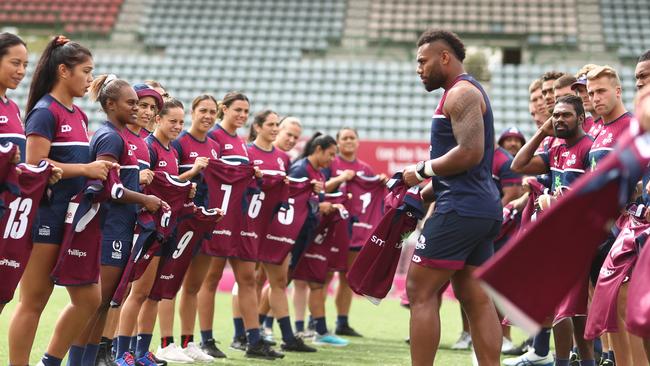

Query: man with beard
<box><xmin>403</xmin><ymin>28</ymin><xmax>502</xmax><ymax>366</ymax></box>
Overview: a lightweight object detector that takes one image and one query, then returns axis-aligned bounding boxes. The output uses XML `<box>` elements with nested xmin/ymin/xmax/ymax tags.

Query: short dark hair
<box><xmin>555</xmin><ymin>95</ymin><xmax>584</xmax><ymax>119</ymax></box>
<box><xmin>553</xmin><ymin>74</ymin><xmax>577</xmax><ymax>90</ymax></box>
<box><xmin>541</xmin><ymin>71</ymin><xmax>565</xmax><ymax>82</ymax></box>
<box><xmin>417</xmin><ymin>29</ymin><xmax>466</xmax><ymax>61</ymax></box>
<box><xmin>639</xmin><ymin>50</ymin><xmax>650</xmax><ymax>63</ymax></box>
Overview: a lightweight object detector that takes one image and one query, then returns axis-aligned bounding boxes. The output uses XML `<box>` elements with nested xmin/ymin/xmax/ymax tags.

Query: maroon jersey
<box><xmin>0</xmin><ymin>97</ymin><xmax>25</xmax><ymax>162</ymax></box>
<box><xmin>50</xmin><ymin>168</ymin><xmax>124</xmax><ymax>286</ymax></box>
<box><xmin>585</xmin><ymin>213</ymin><xmax>648</xmax><ymax>339</ymax></box>
<box><xmin>208</xmin><ymin>124</ymin><xmax>249</xmax><ymax>163</ymax></box>
<box><xmin>0</xmin><ymin>142</ymin><xmax>20</xmax><ymax>200</ymax></box>
<box><xmin>146</xmin><ymin>134</ymin><xmax>179</xmax><ymax>174</ymax></box>
<box><xmin>292</xmin><ymin>193</ymin><xmax>350</xmax><ymax>284</ymax></box>
<box><xmin>172</xmin><ymin>130</ymin><xmax>221</xmax><ymax>207</ymax></box>
<box><xmin>240</xmin><ymin>172</ymin><xmax>289</xmax><ymax>261</ymax></box>
<box><xmin>323</xmin><ymin>156</ymin><xmax>374</xmax><ymax>189</ymax></box>
<box><xmin>589</xmin><ymin>112</ymin><xmax>633</xmax><ymax>171</ymax></box>
<box><xmin>475</xmin><ymin>123</ymin><xmax>650</xmax><ymax>334</ymax></box>
<box><xmin>346</xmin><ymin>174</ymin><xmax>386</xmax><ymax>248</ymax></box>
<box><xmin>125</xmin><ymin>128</ymin><xmax>151</xmax><ymax>170</ymax></box>
<box><xmin>626</xmin><ymin>232</ymin><xmax>650</xmax><ymax>338</ymax></box>
<box><xmin>258</xmin><ymin>177</ymin><xmax>313</xmax><ymax>264</ymax></box>
<box><xmin>325</xmin><ymin>194</ymin><xmax>352</xmax><ymax>272</ymax></box>
<box><xmin>138</xmin><ymin>127</ymin><xmax>152</xmax><ymax>139</ymax></box>
<box><xmin>247</xmin><ymin>143</ymin><xmax>289</xmax><ymax>173</ymax></box>
<box><xmin>148</xmin><ymin>205</ymin><xmax>221</xmax><ymax>301</ymax></box>
<box><xmin>0</xmin><ymin>161</ymin><xmax>52</xmax><ymax>303</ymax></box>
<box><xmin>346</xmin><ymin>174</ymin><xmax>424</xmax><ymax>303</ymax></box>
<box><xmin>202</xmin><ymin>159</ymin><xmax>255</xmax><ymax>258</ymax></box>
<box><xmin>586</xmin><ymin>117</ymin><xmax>603</xmax><ymax>138</ymax></box>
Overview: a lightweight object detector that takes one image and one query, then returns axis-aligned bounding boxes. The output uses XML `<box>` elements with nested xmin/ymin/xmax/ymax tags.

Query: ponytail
<box><xmin>26</xmin><ymin>35</ymin><xmax>92</xmax><ymax>113</ymax></box>
<box><xmin>88</xmin><ymin>74</ymin><xmax>130</xmax><ymax>112</ymax></box>
<box><xmin>300</xmin><ymin>132</ymin><xmax>336</xmax><ymax>159</ymax></box>
<box><xmin>216</xmin><ymin>91</ymin><xmax>249</xmax><ymax>120</ymax></box>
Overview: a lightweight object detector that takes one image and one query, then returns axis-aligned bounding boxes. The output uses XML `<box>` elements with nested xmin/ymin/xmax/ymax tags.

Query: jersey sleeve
<box><xmin>148</xmin><ymin>144</ymin><xmax>158</xmax><ymax>168</ymax></box>
<box><xmin>171</xmin><ymin>139</ymin><xmax>183</xmax><ymax>159</ymax></box>
<box><xmin>93</xmin><ymin>131</ymin><xmax>124</xmax><ymax>161</ymax></box>
<box><xmin>498</xmin><ymin>157</ymin><xmax>522</xmax><ymax>187</ymax></box>
<box><xmin>538</xmin><ymin>147</ymin><xmax>551</xmax><ymax>170</ymax></box>
<box><xmin>288</xmin><ymin>162</ymin><xmax>307</xmax><ymax>179</ymax></box>
<box><xmin>24</xmin><ymin>108</ymin><xmax>56</xmax><ymax>141</ymax></box>
<box><xmin>322</xmin><ymin>167</ymin><xmax>333</xmax><ymax>181</ymax></box>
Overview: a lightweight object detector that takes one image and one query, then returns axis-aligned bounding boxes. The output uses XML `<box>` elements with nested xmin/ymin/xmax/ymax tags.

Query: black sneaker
<box><xmin>246</xmin><ymin>341</ymin><xmax>284</xmax><ymax>360</ymax></box>
<box><xmin>569</xmin><ymin>351</ymin><xmax>580</xmax><ymax>366</ymax></box>
<box><xmin>502</xmin><ymin>337</ymin><xmax>532</xmax><ymax>356</ymax></box>
<box><xmin>281</xmin><ymin>337</ymin><xmax>317</xmax><ymax>352</ymax></box>
<box><xmin>200</xmin><ymin>338</ymin><xmax>227</xmax><ymax>358</ymax></box>
<box><xmin>600</xmin><ymin>360</ymin><xmax>615</xmax><ymax>366</ymax></box>
<box><xmin>335</xmin><ymin>324</ymin><xmax>363</xmax><ymax>337</ymax></box>
<box><xmin>95</xmin><ymin>340</ymin><xmax>118</xmax><ymax>366</ymax></box>
<box><xmin>230</xmin><ymin>335</ymin><xmax>247</xmax><ymax>351</ymax></box>
<box><xmin>150</xmin><ymin>353</ymin><xmax>167</xmax><ymax>366</ymax></box>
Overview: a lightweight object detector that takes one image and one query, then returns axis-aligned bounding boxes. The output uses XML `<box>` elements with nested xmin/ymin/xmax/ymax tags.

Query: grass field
<box><xmin>0</xmin><ymin>287</ymin><xmax>531</xmax><ymax>365</ymax></box>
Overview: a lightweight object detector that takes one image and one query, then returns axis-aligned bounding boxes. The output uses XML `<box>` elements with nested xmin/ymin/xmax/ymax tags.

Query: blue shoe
<box><xmin>313</xmin><ymin>333</ymin><xmax>349</xmax><ymax>347</ymax></box>
<box><xmin>115</xmin><ymin>352</ymin><xmax>136</xmax><ymax>366</ymax></box>
<box><xmin>135</xmin><ymin>352</ymin><xmax>157</xmax><ymax>366</ymax></box>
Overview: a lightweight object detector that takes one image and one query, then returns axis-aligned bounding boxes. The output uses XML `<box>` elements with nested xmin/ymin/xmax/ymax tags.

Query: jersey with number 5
<box><xmin>0</xmin><ymin>161</ymin><xmax>52</xmax><ymax>303</ymax></box>
<box><xmin>149</xmin><ymin>205</ymin><xmax>222</xmax><ymax>300</ymax></box>
<box><xmin>202</xmin><ymin>158</ymin><xmax>255</xmax><ymax>258</ymax></box>
<box><xmin>258</xmin><ymin>177</ymin><xmax>313</xmax><ymax>264</ymax></box>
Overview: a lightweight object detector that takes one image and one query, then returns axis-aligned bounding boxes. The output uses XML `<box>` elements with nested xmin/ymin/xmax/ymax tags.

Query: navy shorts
<box><xmin>101</xmin><ymin>239</ymin><xmax>132</xmax><ymax>268</ymax></box>
<box><xmin>32</xmin><ymin>206</ymin><xmax>66</xmax><ymax>244</ymax></box>
<box><xmin>412</xmin><ymin>211</ymin><xmax>501</xmax><ymax>270</ymax></box>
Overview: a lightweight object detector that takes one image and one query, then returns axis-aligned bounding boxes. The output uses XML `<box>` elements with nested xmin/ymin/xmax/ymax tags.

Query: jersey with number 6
<box><xmin>202</xmin><ymin>158</ymin><xmax>255</xmax><ymax>258</ymax></box>
<box><xmin>258</xmin><ymin>177</ymin><xmax>313</xmax><ymax>264</ymax></box>
<box><xmin>346</xmin><ymin>174</ymin><xmax>387</xmax><ymax>248</ymax></box>
<box><xmin>149</xmin><ymin>205</ymin><xmax>222</xmax><ymax>300</ymax></box>
<box><xmin>0</xmin><ymin>161</ymin><xmax>53</xmax><ymax>303</ymax></box>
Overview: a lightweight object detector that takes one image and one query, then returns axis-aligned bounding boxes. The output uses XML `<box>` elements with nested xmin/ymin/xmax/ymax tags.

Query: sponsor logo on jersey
<box><xmin>67</xmin><ymin>249</ymin><xmax>87</xmax><ymax>258</ymax></box>
<box><xmin>304</xmin><ymin>253</ymin><xmax>327</xmax><ymax>261</ymax></box>
<box><xmin>0</xmin><ymin>115</ymin><xmax>8</xmax><ymax>124</ymax></box>
<box><xmin>0</xmin><ymin>258</ymin><xmax>20</xmax><ymax>268</ymax></box>
<box><xmin>160</xmin><ymin>274</ymin><xmax>174</xmax><ymax>280</ymax></box>
<box><xmin>213</xmin><ymin>229</ymin><xmax>232</xmax><ymax>236</ymax></box>
<box><xmin>277</xmin><ymin>158</ymin><xmax>285</xmax><ymax>171</ymax></box>
<box><xmin>566</xmin><ymin>154</ymin><xmax>576</xmax><ymax>166</ymax></box>
<box><xmin>211</xmin><ymin>149</ymin><xmax>219</xmax><ymax>159</ymax></box>
<box><xmin>240</xmin><ymin>231</ymin><xmax>258</xmax><ymax>239</ymax></box>
<box><xmin>129</xmin><ymin>143</ymin><xmax>137</xmax><ymax>150</ymax></box>
<box><xmin>412</xmin><ymin>254</ymin><xmax>421</xmax><ymax>263</ymax></box>
<box><xmin>61</xmin><ymin>124</ymin><xmax>72</xmax><ymax>133</ymax></box>
<box><xmin>38</xmin><ymin>225</ymin><xmax>51</xmax><ymax>237</ymax></box>
<box><xmin>265</xmin><ymin>234</ymin><xmax>295</xmax><ymax>244</ymax></box>
<box><xmin>128</xmin><ymin>149</ymin><xmax>134</xmax><ymax>156</ymax></box>
<box><xmin>158</xmin><ymin>161</ymin><xmax>167</xmax><ymax>167</ymax></box>
<box><xmin>224</xmin><ymin>143</ymin><xmax>233</xmax><ymax>150</ymax></box>
<box><xmin>189</xmin><ymin>152</ymin><xmax>199</xmax><ymax>158</ymax></box>
<box><xmin>370</xmin><ymin>235</ymin><xmax>386</xmax><ymax>247</ymax></box>
<box><xmin>254</xmin><ymin>159</ymin><xmax>264</xmax><ymax>165</ymax></box>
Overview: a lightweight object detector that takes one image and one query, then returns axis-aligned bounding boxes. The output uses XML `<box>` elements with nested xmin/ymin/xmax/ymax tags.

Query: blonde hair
<box><xmin>587</xmin><ymin>65</ymin><xmax>621</xmax><ymax>87</ymax></box>
<box><xmin>575</xmin><ymin>64</ymin><xmax>599</xmax><ymax>79</ymax></box>
<box><xmin>528</xmin><ymin>79</ymin><xmax>542</xmax><ymax>94</ymax></box>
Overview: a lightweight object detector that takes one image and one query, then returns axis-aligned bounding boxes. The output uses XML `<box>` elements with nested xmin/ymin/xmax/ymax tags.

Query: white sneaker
<box><xmin>503</xmin><ymin>348</ymin><xmax>554</xmax><ymax>366</ymax></box>
<box><xmin>183</xmin><ymin>342</ymin><xmax>215</xmax><ymax>362</ymax></box>
<box><xmin>450</xmin><ymin>331</ymin><xmax>472</xmax><ymax>350</ymax></box>
<box><xmin>156</xmin><ymin>343</ymin><xmax>194</xmax><ymax>364</ymax></box>
<box><xmin>501</xmin><ymin>337</ymin><xmax>515</xmax><ymax>353</ymax></box>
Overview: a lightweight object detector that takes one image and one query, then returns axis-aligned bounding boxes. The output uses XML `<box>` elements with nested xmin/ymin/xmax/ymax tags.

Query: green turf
<box><xmin>0</xmin><ymin>287</ymin><xmax>530</xmax><ymax>365</ymax></box>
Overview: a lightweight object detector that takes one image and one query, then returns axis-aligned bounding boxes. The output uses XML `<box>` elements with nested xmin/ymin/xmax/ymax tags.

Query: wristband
<box><xmin>414</xmin><ymin>169</ymin><xmax>425</xmax><ymax>182</ymax></box>
<box><xmin>424</xmin><ymin>161</ymin><xmax>435</xmax><ymax>177</ymax></box>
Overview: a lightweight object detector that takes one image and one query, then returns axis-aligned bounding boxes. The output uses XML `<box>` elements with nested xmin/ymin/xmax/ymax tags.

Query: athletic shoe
<box><xmin>335</xmin><ymin>324</ymin><xmax>363</xmax><ymax>337</ymax></box>
<box><xmin>600</xmin><ymin>359</ymin><xmax>615</xmax><ymax>366</ymax></box>
<box><xmin>263</xmin><ymin>327</ymin><xmax>274</xmax><ymax>337</ymax></box>
<box><xmin>450</xmin><ymin>331</ymin><xmax>472</xmax><ymax>350</ymax></box>
<box><xmin>295</xmin><ymin>330</ymin><xmax>315</xmax><ymax>340</ymax></box>
<box><xmin>405</xmin><ymin>338</ymin><xmax>410</xmax><ymax>344</ymax></box>
<box><xmin>155</xmin><ymin>343</ymin><xmax>194</xmax><ymax>364</ymax></box>
<box><xmin>503</xmin><ymin>337</ymin><xmax>533</xmax><ymax>356</ymax></box>
<box><xmin>134</xmin><ymin>352</ymin><xmax>157</xmax><ymax>366</ymax></box>
<box><xmin>96</xmin><ymin>340</ymin><xmax>118</xmax><ymax>366</ymax></box>
<box><xmin>230</xmin><ymin>335</ymin><xmax>247</xmax><ymax>351</ymax></box>
<box><xmin>501</xmin><ymin>337</ymin><xmax>516</xmax><ymax>353</ymax></box>
<box><xmin>200</xmin><ymin>338</ymin><xmax>227</xmax><ymax>358</ymax></box>
<box><xmin>262</xmin><ymin>332</ymin><xmax>277</xmax><ymax>346</ymax></box>
<box><xmin>313</xmin><ymin>333</ymin><xmax>349</xmax><ymax>347</ymax></box>
<box><xmin>115</xmin><ymin>352</ymin><xmax>136</xmax><ymax>366</ymax></box>
<box><xmin>569</xmin><ymin>351</ymin><xmax>580</xmax><ymax>366</ymax></box>
<box><xmin>35</xmin><ymin>362</ymin><xmax>45</xmax><ymax>366</ymax></box>
<box><xmin>503</xmin><ymin>348</ymin><xmax>554</xmax><ymax>366</ymax></box>
<box><xmin>245</xmin><ymin>341</ymin><xmax>285</xmax><ymax>360</ymax></box>
<box><xmin>150</xmin><ymin>353</ymin><xmax>167</xmax><ymax>366</ymax></box>
<box><xmin>182</xmin><ymin>342</ymin><xmax>214</xmax><ymax>362</ymax></box>
<box><xmin>281</xmin><ymin>337</ymin><xmax>317</xmax><ymax>352</ymax></box>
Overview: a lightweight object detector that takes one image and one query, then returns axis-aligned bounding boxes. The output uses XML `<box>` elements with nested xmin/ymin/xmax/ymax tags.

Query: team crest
<box><xmin>277</xmin><ymin>157</ymin><xmax>285</xmax><ymax>171</ymax></box>
<box><xmin>211</xmin><ymin>149</ymin><xmax>219</xmax><ymax>159</ymax></box>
